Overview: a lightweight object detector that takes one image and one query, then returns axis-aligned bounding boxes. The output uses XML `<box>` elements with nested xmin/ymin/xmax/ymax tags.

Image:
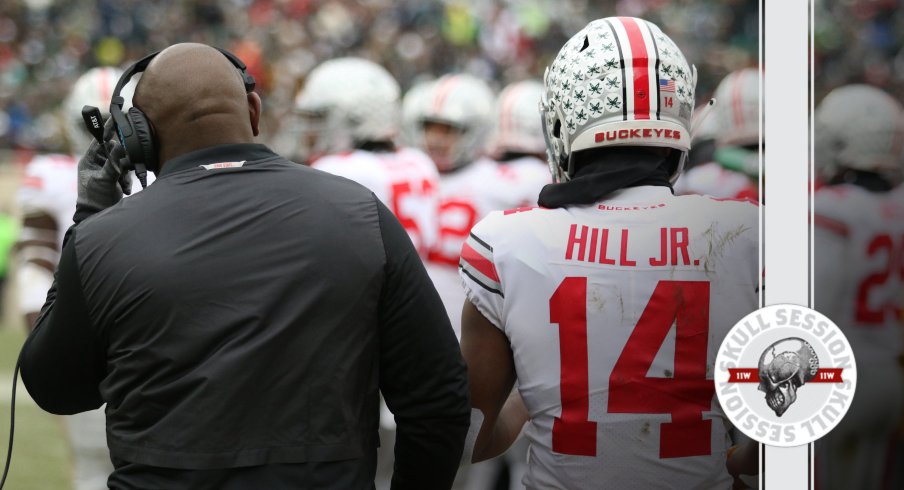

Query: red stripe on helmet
<box><xmin>432</xmin><ymin>76</ymin><xmax>460</xmax><ymax>115</ymax></box>
<box><xmin>618</xmin><ymin>17</ymin><xmax>651</xmax><ymax>120</ymax></box>
<box><xmin>100</xmin><ymin>68</ymin><xmax>113</xmax><ymax>106</ymax></box>
<box><xmin>732</xmin><ymin>71</ymin><xmax>745</xmax><ymax>129</ymax></box>
<box><xmin>500</xmin><ymin>83</ymin><xmax>523</xmax><ymax>144</ymax></box>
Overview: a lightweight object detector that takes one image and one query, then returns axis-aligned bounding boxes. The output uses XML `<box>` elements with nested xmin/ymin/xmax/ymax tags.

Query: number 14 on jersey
<box><xmin>550</xmin><ymin>278</ymin><xmax>714</xmax><ymax>459</ymax></box>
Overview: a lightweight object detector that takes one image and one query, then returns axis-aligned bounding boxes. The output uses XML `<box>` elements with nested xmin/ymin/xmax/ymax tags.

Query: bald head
<box><xmin>134</xmin><ymin>43</ymin><xmax>261</xmax><ymax>166</ymax></box>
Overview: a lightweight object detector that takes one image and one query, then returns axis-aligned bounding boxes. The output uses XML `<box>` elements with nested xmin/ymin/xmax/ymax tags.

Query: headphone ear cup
<box><xmin>126</xmin><ymin>107</ymin><xmax>159</xmax><ymax>174</ymax></box>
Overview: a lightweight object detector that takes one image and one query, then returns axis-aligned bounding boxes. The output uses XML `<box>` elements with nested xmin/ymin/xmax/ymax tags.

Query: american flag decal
<box><xmin>660</xmin><ymin>78</ymin><xmax>676</xmax><ymax>93</ymax></box>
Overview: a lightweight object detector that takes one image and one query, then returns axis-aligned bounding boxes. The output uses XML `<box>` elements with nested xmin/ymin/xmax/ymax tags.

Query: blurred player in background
<box><xmin>813</xmin><ymin>84</ymin><xmax>904</xmax><ymax>490</ymax></box>
<box><xmin>404</xmin><ymin>74</ymin><xmax>548</xmax><ymax>338</ymax></box>
<box><xmin>296</xmin><ymin>57</ymin><xmax>440</xmax><ymax>259</ymax></box>
<box><xmin>460</xmin><ymin>17</ymin><xmax>759</xmax><ymax>488</ymax></box>
<box><xmin>293</xmin><ymin>57</ymin><xmax>441</xmax><ymax>490</ymax></box>
<box><xmin>675</xmin><ymin>68</ymin><xmax>759</xmax><ymax>200</ymax></box>
<box><xmin>14</xmin><ymin>66</ymin><xmax>124</xmax><ymax>490</ymax></box>
<box><xmin>489</xmin><ymin>80</ymin><xmax>551</xmax><ymax>176</ymax></box>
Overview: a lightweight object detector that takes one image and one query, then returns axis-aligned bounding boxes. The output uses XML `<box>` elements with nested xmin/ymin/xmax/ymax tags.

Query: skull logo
<box><xmin>758</xmin><ymin>338</ymin><xmax>819</xmax><ymax>417</ymax></box>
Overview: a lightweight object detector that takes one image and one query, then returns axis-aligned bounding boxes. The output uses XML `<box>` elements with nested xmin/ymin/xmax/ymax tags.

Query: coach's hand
<box><xmin>75</xmin><ymin>117</ymin><xmax>133</xmax><ymax>224</ymax></box>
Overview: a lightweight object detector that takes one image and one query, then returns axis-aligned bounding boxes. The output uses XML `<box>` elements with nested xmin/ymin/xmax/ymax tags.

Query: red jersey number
<box><xmin>390</xmin><ymin>178</ymin><xmax>435</xmax><ymax>256</ymax></box>
<box><xmin>855</xmin><ymin>233</ymin><xmax>904</xmax><ymax>325</ymax></box>
<box><xmin>550</xmin><ymin>278</ymin><xmax>713</xmax><ymax>458</ymax></box>
<box><xmin>429</xmin><ymin>198</ymin><xmax>479</xmax><ymax>266</ymax></box>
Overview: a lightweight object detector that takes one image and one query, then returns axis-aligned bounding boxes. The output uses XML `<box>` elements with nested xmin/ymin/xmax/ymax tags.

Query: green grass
<box><xmin>0</xmin><ymin>327</ymin><xmax>72</xmax><ymax>490</ymax></box>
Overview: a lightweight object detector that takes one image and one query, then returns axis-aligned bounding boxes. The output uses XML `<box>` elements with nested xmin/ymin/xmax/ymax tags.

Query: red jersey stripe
<box><xmin>460</xmin><ymin>241</ymin><xmax>500</xmax><ymax>282</ymax></box>
<box><xmin>813</xmin><ymin>213</ymin><xmax>850</xmax><ymax>237</ymax></box>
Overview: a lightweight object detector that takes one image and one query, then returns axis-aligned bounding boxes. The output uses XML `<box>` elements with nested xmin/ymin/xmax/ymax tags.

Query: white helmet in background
<box><xmin>815</xmin><ymin>84</ymin><xmax>904</xmax><ymax>181</ymax></box>
<box><xmin>63</xmin><ymin>66</ymin><xmax>127</xmax><ymax>153</ymax></box>
<box><xmin>711</xmin><ymin>68</ymin><xmax>760</xmax><ymax>147</ymax></box>
<box><xmin>401</xmin><ymin>78</ymin><xmax>435</xmax><ymax>148</ymax></box>
<box><xmin>540</xmin><ymin>17</ymin><xmax>696</xmax><ymax>183</ymax></box>
<box><xmin>295</xmin><ymin>57</ymin><xmax>401</xmax><ymax>160</ymax></box>
<box><xmin>406</xmin><ymin>73</ymin><xmax>495</xmax><ymax>172</ymax></box>
<box><xmin>491</xmin><ymin>80</ymin><xmax>546</xmax><ymax>157</ymax></box>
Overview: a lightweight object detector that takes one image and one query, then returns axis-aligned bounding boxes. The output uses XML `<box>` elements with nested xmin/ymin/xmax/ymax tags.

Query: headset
<box><xmin>109</xmin><ymin>47</ymin><xmax>256</xmax><ymax>187</ymax></box>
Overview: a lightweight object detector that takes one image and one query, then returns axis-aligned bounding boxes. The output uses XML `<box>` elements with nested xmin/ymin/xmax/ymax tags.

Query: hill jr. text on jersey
<box><xmin>564</xmin><ymin>224</ymin><xmax>699</xmax><ymax>267</ymax></box>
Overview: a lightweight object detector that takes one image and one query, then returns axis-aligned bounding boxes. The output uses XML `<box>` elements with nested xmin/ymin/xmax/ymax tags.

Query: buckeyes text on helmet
<box><xmin>540</xmin><ymin>17</ymin><xmax>697</xmax><ymax>183</ymax></box>
<box><xmin>294</xmin><ymin>57</ymin><xmax>401</xmax><ymax>160</ymax></box>
<box><xmin>814</xmin><ymin>84</ymin><xmax>904</xmax><ymax>184</ymax></box>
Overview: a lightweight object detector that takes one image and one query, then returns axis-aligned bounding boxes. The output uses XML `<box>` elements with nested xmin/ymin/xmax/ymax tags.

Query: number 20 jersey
<box><xmin>814</xmin><ymin>184</ymin><xmax>904</xmax><ymax>364</ymax></box>
<box><xmin>460</xmin><ymin>186</ymin><xmax>759</xmax><ymax>489</ymax></box>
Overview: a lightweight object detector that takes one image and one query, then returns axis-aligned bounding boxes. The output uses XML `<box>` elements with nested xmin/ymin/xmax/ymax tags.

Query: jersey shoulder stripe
<box><xmin>813</xmin><ymin>213</ymin><xmax>849</xmax><ymax>237</ymax></box>
<box><xmin>460</xmin><ymin>233</ymin><xmax>502</xmax><ymax>296</ymax></box>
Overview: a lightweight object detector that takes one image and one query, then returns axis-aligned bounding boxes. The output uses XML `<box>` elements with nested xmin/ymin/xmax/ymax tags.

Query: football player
<box><xmin>813</xmin><ymin>84</ymin><xmax>904</xmax><ymax>490</ymax></box>
<box><xmin>404</xmin><ymin>74</ymin><xmax>548</xmax><ymax>338</ymax></box>
<box><xmin>674</xmin><ymin>68</ymin><xmax>759</xmax><ymax>200</ymax></box>
<box><xmin>459</xmin><ymin>17</ymin><xmax>760</xmax><ymax>488</ymax></box>
<box><xmin>295</xmin><ymin>58</ymin><xmax>440</xmax><ymax>260</ymax></box>
<box><xmin>14</xmin><ymin>66</ymin><xmax>147</xmax><ymax>490</ymax></box>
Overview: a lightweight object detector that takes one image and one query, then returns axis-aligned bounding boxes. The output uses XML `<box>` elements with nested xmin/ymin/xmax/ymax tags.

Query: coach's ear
<box><xmin>247</xmin><ymin>92</ymin><xmax>261</xmax><ymax>137</ymax></box>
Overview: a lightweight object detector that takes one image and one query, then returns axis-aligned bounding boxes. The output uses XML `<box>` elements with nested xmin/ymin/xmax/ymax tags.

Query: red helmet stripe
<box><xmin>732</xmin><ymin>71</ymin><xmax>745</xmax><ymax>128</ymax></box>
<box><xmin>500</xmin><ymin>83</ymin><xmax>523</xmax><ymax>142</ymax></box>
<box><xmin>618</xmin><ymin>17</ymin><xmax>651</xmax><ymax>120</ymax></box>
<box><xmin>100</xmin><ymin>68</ymin><xmax>113</xmax><ymax>106</ymax></box>
<box><xmin>432</xmin><ymin>76</ymin><xmax>460</xmax><ymax>115</ymax></box>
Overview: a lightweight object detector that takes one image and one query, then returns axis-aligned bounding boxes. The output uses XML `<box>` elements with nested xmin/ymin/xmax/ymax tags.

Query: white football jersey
<box><xmin>428</xmin><ymin>156</ymin><xmax>549</xmax><ymax>266</ymax></box>
<box><xmin>17</xmin><ymin>153</ymin><xmax>153</xmax><ymax>313</ymax></box>
<box><xmin>313</xmin><ymin>147</ymin><xmax>440</xmax><ymax>257</ymax></box>
<box><xmin>814</xmin><ymin>184</ymin><xmax>904</xmax><ymax>363</ymax></box>
<box><xmin>674</xmin><ymin>162</ymin><xmax>757</xmax><ymax>200</ymax></box>
<box><xmin>18</xmin><ymin>154</ymin><xmax>156</xmax><ymax>246</ymax></box>
<box><xmin>460</xmin><ymin>186</ymin><xmax>759</xmax><ymax>489</ymax></box>
<box><xmin>18</xmin><ymin>154</ymin><xmax>79</xmax><ymax>246</ymax></box>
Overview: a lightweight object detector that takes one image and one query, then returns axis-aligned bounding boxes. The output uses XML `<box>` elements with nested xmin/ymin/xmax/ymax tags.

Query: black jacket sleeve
<box><xmin>20</xmin><ymin>227</ymin><xmax>105</xmax><ymax>414</ymax></box>
<box><xmin>375</xmin><ymin>199</ymin><xmax>470</xmax><ymax>490</ymax></box>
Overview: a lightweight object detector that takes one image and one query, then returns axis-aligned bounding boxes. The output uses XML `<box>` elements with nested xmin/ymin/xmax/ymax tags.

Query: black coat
<box><xmin>20</xmin><ymin>144</ymin><xmax>470</xmax><ymax>489</ymax></box>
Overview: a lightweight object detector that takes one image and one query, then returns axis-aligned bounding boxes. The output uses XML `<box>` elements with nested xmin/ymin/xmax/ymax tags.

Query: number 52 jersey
<box><xmin>460</xmin><ymin>186</ymin><xmax>759</xmax><ymax>489</ymax></box>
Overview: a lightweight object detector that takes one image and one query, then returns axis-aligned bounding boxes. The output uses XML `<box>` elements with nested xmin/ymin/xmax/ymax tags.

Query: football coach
<box><xmin>19</xmin><ymin>43</ymin><xmax>469</xmax><ymax>489</ymax></box>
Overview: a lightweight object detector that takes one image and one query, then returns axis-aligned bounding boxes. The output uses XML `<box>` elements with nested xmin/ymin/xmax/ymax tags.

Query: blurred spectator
<box><xmin>0</xmin><ymin>0</ymin><xmax>759</xmax><ymax>156</ymax></box>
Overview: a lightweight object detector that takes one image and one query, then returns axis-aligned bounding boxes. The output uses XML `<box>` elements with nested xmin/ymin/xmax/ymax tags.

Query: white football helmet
<box><xmin>62</xmin><ymin>66</ymin><xmax>127</xmax><ymax>153</ymax></box>
<box><xmin>404</xmin><ymin>73</ymin><xmax>495</xmax><ymax>172</ymax></box>
<box><xmin>711</xmin><ymin>68</ymin><xmax>760</xmax><ymax>147</ymax></box>
<box><xmin>401</xmin><ymin>78</ymin><xmax>435</xmax><ymax>148</ymax></box>
<box><xmin>295</xmin><ymin>57</ymin><xmax>401</xmax><ymax>159</ymax></box>
<box><xmin>815</xmin><ymin>84</ymin><xmax>904</xmax><ymax>181</ymax></box>
<box><xmin>540</xmin><ymin>17</ymin><xmax>697</xmax><ymax>183</ymax></box>
<box><xmin>491</xmin><ymin>80</ymin><xmax>546</xmax><ymax>157</ymax></box>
